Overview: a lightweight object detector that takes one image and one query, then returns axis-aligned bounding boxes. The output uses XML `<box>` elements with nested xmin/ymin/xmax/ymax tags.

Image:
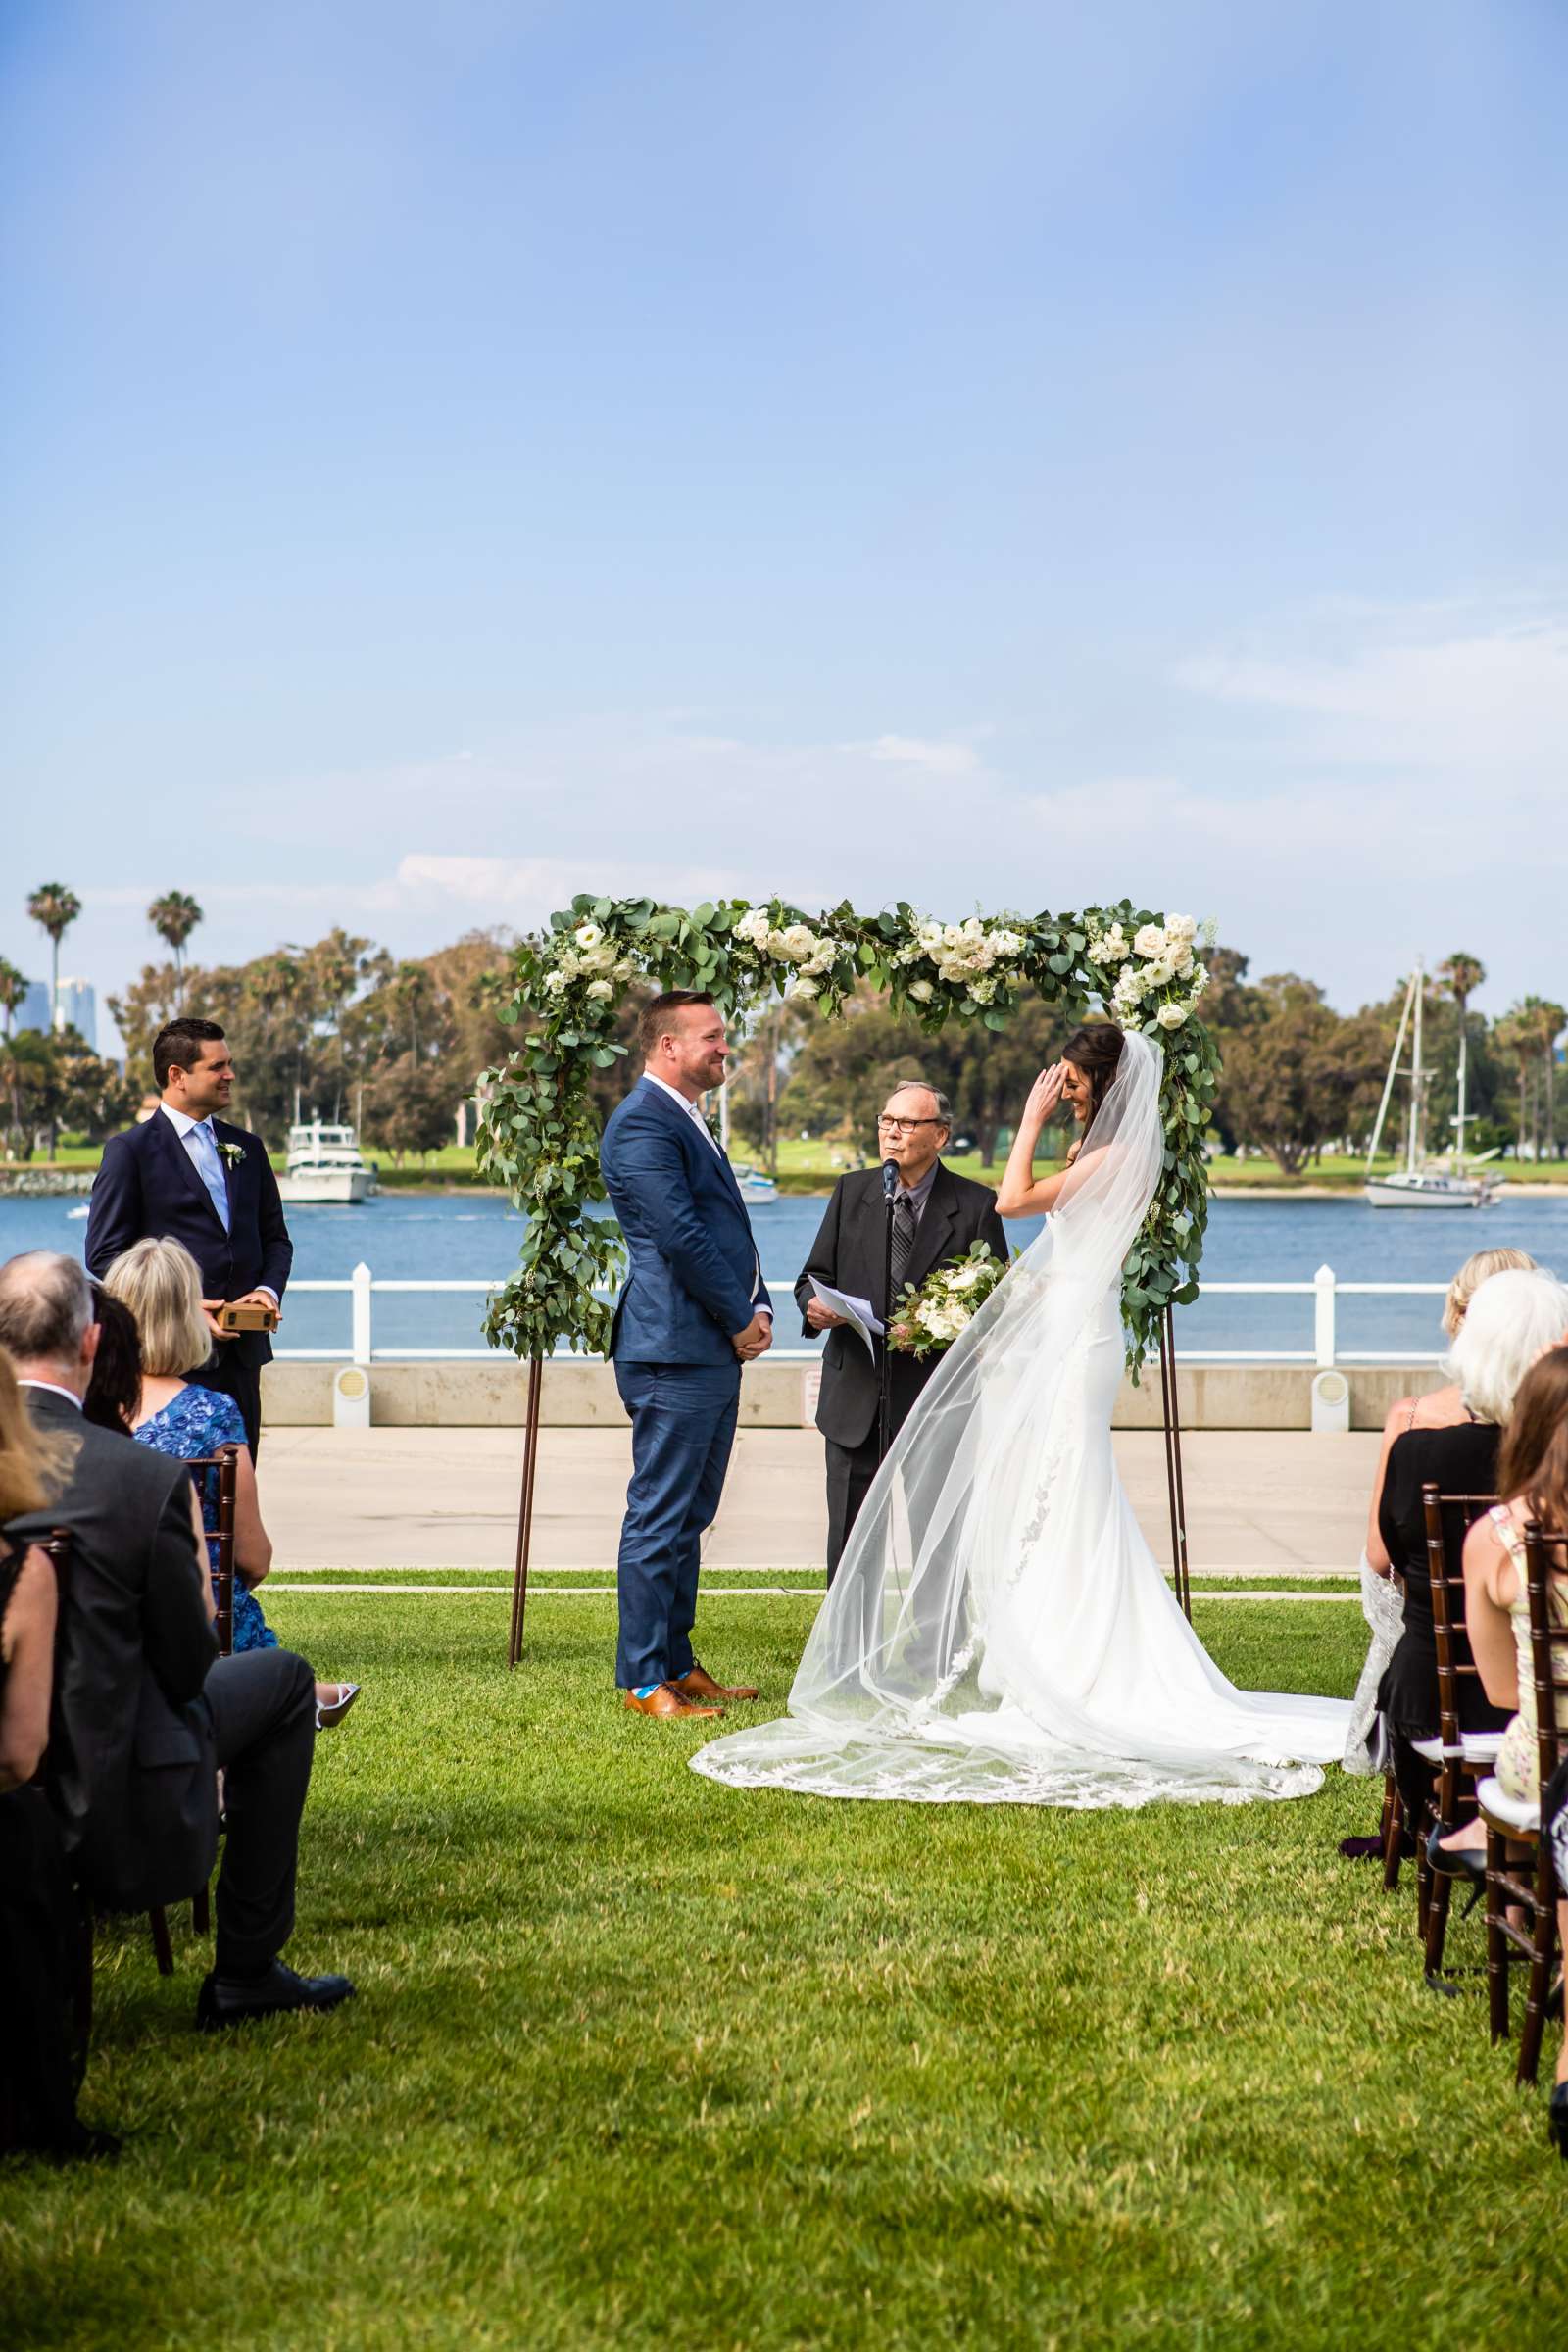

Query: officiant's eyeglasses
<box><xmin>877</xmin><ymin>1114</ymin><xmax>943</xmax><ymax>1133</ymax></box>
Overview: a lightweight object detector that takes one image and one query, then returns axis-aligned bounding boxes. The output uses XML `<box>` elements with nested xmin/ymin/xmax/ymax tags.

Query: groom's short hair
<box><xmin>638</xmin><ymin>992</ymin><xmax>714</xmax><ymax>1057</ymax></box>
<box><xmin>153</xmin><ymin>1017</ymin><xmax>226</xmax><ymax>1089</ymax></box>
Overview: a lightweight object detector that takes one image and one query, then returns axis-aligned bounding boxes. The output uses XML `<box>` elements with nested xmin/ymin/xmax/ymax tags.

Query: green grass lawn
<box><xmin>3</xmin><ymin>1592</ymin><xmax>1561</xmax><ymax>2350</ymax></box>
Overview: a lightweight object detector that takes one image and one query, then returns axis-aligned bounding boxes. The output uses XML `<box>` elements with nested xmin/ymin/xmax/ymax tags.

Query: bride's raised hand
<box><xmin>1022</xmin><ymin>1063</ymin><xmax>1066</xmax><ymax>1129</ymax></box>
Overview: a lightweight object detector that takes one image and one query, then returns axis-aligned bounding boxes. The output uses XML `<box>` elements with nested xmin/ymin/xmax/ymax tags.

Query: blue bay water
<box><xmin>8</xmin><ymin>1187</ymin><xmax>1568</xmax><ymax>1361</ymax></box>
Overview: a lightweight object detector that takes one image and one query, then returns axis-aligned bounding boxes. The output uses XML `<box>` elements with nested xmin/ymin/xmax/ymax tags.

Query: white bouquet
<box><xmin>887</xmin><ymin>1242</ymin><xmax>1009</xmax><ymax>1359</ymax></box>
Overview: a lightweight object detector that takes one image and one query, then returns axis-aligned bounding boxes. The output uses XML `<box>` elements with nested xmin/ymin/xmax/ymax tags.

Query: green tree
<box><xmin>147</xmin><ymin>890</ymin><xmax>205</xmax><ymax>1004</ymax></box>
<box><xmin>1437</xmin><ymin>952</ymin><xmax>1486</xmax><ymax>1165</ymax></box>
<box><xmin>25</xmin><ymin>880</ymin><xmax>80</xmax><ymax>1034</ymax></box>
<box><xmin>1217</xmin><ymin>975</ymin><xmax>1387</xmax><ymax>1175</ymax></box>
<box><xmin>360</xmin><ymin>1053</ymin><xmax>460</xmax><ymax>1164</ymax></box>
<box><xmin>0</xmin><ymin>958</ymin><xmax>28</xmax><ymax>1038</ymax></box>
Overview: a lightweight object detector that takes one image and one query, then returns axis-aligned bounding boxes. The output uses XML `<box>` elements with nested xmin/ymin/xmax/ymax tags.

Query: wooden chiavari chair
<box><xmin>147</xmin><ymin>1443</ymin><xmax>240</xmax><ymax>1972</ymax></box>
<box><xmin>1478</xmin><ymin>1520</ymin><xmax>1568</xmax><ymax>2086</ymax></box>
<box><xmin>1414</xmin><ymin>1485</ymin><xmax>1506</xmax><ymax>1984</ymax></box>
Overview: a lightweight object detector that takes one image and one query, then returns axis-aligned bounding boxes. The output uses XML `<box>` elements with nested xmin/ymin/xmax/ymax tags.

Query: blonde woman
<box><xmin>1338</xmin><ymin>1250</ymin><xmax>1537</xmax><ymax>1846</ymax></box>
<box><xmin>104</xmin><ymin>1239</ymin><xmax>358</xmax><ymax>1729</ymax></box>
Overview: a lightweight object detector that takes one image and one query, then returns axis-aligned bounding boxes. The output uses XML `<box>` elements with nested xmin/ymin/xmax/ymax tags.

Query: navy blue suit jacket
<box><xmin>599</xmin><ymin>1079</ymin><xmax>769</xmax><ymax>1366</ymax></box>
<box><xmin>85</xmin><ymin>1110</ymin><xmax>293</xmax><ymax>1363</ymax></box>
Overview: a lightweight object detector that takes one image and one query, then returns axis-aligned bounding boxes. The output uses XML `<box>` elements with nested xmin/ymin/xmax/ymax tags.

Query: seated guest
<box><xmin>1339</xmin><ymin>1248</ymin><xmax>1536</xmax><ymax>1851</ymax></box>
<box><xmin>0</xmin><ymin>1347</ymin><xmax>113</xmax><ymax>2160</ymax></box>
<box><xmin>103</xmin><ymin>1238</ymin><xmax>359</xmax><ymax>1729</ymax></box>
<box><xmin>1435</xmin><ymin>1348</ymin><xmax>1568</xmax><ymax>1833</ymax></box>
<box><xmin>1</xmin><ymin>1250</ymin><xmax>354</xmax><ymax>2028</ymax></box>
<box><xmin>1372</xmin><ymin>1268</ymin><xmax>1568</xmax><ymax>1844</ymax></box>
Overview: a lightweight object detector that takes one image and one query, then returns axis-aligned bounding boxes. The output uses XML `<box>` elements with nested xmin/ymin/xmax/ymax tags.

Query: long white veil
<box><xmin>692</xmin><ymin>1030</ymin><xmax>1348</xmax><ymax>1806</ymax></box>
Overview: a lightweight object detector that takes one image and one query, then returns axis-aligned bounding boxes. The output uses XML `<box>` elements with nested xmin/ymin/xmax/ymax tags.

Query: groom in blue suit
<box><xmin>599</xmin><ymin>992</ymin><xmax>773</xmax><ymax>1719</ymax></box>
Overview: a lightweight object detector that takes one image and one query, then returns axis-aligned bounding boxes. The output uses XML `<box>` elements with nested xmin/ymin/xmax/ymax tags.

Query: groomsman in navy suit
<box><xmin>85</xmin><ymin>1018</ymin><xmax>293</xmax><ymax>1454</ymax></box>
<box><xmin>599</xmin><ymin>993</ymin><xmax>772</xmax><ymax>1719</ymax></box>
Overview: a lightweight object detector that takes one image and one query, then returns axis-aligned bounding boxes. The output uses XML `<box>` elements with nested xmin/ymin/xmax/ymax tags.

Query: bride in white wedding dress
<box><xmin>691</xmin><ymin>1021</ymin><xmax>1350</xmax><ymax>1808</ymax></box>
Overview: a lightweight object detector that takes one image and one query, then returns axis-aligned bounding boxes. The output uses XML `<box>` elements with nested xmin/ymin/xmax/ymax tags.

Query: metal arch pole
<box><xmin>1160</xmin><ymin>1303</ymin><xmax>1192</xmax><ymax>1620</ymax></box>
<box><xmin>508</xmin><ymin>1354</ymin><xmax>545</xmax><ymax>1668</ymax></box>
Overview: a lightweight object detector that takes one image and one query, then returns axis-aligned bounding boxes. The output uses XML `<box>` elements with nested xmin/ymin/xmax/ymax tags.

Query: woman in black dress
<box><xmin>1374</xmin><ymin>1268</ymin><xmax>1568</xmax><ymax>1831</ymax></box>
<box><xmin>0</xmin><ymin>1346</ymin><xmax>116</xmax><ymax>2161</ymax></box>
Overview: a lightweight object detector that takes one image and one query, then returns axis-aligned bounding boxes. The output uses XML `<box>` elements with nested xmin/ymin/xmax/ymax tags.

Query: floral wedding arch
<box><xmin>476</xmin><ymin>895</ymin><xmax>1218</xmax><ymax>1661</ymax></box>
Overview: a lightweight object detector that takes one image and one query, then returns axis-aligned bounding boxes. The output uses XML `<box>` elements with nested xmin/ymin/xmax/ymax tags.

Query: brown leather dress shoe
<box><xmin>676</xmin><ymin>1662</ymin><xmax>759</xmax><ymax>1701</ymax></box>
<box><xmin>623</xmin><ymin>1682</ymin><xmax>723</xmax><ymax>1719</ymax></box>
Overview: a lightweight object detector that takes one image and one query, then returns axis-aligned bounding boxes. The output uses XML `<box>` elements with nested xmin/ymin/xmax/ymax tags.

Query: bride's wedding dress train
<box><xmin>691</xmin><ymin>1033</ymin><xmax>1349</xmax><ymax>1809</ymax></box>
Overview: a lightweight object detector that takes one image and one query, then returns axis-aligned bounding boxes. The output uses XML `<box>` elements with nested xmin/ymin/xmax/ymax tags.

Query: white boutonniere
<box><xmin>216</xmin><ymin>1140</ymin><xmax>247</xmax><ymax>1169</ymax></box>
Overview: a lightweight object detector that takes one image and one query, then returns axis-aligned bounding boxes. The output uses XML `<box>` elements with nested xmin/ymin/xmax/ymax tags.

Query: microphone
<box><xmin>882</xmin><ymin>1157</ymin><xmax>899</xmax><ymax>1202</ymax></box>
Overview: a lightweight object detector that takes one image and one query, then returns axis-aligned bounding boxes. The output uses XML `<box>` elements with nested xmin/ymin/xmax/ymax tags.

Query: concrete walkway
<box><xmin>257</xmin><ymin>1427</ymin><xmax>1383</xmax><ymax>1577</ymax></box>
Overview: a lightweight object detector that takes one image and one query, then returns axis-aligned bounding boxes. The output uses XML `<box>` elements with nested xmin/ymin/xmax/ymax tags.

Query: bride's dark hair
<box><xmin>1061</xmin><ymin>1021</ymin><xmax>1125</xmax><ymax>1128</ymax></box>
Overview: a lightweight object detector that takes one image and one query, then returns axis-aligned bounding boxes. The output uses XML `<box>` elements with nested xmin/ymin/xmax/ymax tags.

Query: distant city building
<box><xmin>13</xmin><ymin>981</ymin><xmax>50</xmax><ymax>1036</ymax></box>
<box><xmin>13</xmin><ymin>975</ymin><xmax>96</xmax><ymax>1049</ymax></box>
<box><xmin>55</xmin><ymin>978</ymin><xmax>97</xmax><ymax>1049</ymax></box>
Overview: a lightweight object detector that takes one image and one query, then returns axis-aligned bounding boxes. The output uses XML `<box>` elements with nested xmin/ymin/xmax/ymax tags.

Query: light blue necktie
<box><xmin>189</xmin><ymin>1120</ymin><xmax>231</xmax><ymax>1232</ymax></box>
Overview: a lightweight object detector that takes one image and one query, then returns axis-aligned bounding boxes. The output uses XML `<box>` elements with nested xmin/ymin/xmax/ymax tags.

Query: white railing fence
<box><xmin>278</xmin><ymin>1261</ymin><xmax>1448</xmax><ymax>1367</ymax></box>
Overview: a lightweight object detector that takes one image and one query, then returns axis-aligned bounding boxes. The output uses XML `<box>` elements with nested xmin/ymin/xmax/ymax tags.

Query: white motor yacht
<box><xmin>276</xmin><ymin>1122</ymin><xmax>378</xmax><ymax>1205</ymax></box>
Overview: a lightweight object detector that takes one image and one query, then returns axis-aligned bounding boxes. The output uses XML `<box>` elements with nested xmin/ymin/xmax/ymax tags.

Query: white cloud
<box><xmin>863</xmin><ymin>734</ymin><xmax>983</xmax><ymax>776</ymax></box>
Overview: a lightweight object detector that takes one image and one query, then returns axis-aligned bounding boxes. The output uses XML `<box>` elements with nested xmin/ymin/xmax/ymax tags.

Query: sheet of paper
<box><xmin>810</xmin><ymin>1277</ymin><xmax>884</xmax><ymax>1357</ymax></box>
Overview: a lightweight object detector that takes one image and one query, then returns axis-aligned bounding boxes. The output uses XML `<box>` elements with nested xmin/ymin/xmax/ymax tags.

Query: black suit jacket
<box><xmin>85</xmin><ymin>1109</ymin><xmax>293</xmax><ymax>1368</ymax></box>
<box><xmin>9</xmin><ymin>1389</ymin><xmax>220</xmax><ymax>1910</ymax></box>
<box><xmin>794</xmin><ymin>1162</ymin><xmax>1009</xmax><ymax>1449</ymax></box>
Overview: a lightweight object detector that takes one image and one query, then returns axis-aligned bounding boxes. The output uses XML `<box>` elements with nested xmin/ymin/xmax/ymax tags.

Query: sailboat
<box><xmin>1363</xmin><ymin>960</ymin><xmax>1504</xmax><ymax>1209</ymax></box>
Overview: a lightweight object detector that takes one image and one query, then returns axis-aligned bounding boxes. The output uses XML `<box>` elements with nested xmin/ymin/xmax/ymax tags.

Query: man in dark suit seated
<box><xmin>2</xmin><ymin>1251</ymin><xmax>352</xmax><ymax>2028</ymax></box>
<box><xmin>795</xmin><ymin>1084</ymin><xmax>1008</xmax><ymax>1584</ymax></box>
<box><xmin>85</xmin><ymin>1017</ymin><xmax>292</xmax><ymax>1455</ymax></box>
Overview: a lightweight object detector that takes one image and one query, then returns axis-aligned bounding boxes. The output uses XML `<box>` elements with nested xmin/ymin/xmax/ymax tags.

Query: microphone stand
<box><xmin>877</xmin><ymin>1156</ymin><xmax>898</xmax><ymax>1464</ymax></box>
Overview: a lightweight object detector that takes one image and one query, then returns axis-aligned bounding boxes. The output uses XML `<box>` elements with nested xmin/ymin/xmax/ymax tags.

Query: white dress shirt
<box><xmin>159</xmin><ymin>1100</ymin><xmax>278</xmax><ymax>1305</ymax></box>
<box><xmin>18</xmin><ymin>1378</ymin><xmax>82</xmax><ymax>1411</ymax></box>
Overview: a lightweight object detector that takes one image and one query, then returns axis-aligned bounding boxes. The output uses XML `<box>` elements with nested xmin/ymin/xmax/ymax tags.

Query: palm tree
<box><xmin>1496</xmin><ymin>1004</ymin><xmax>1544</xmax><ymax>1159</ymax></box>
<box><xmin>1528</xmin><ymin>997</ymin><xmax>1567</xmax><ymax>1161</ymax></box>
<box><xmin>25</xmin><ymin>881</ymin><xmax>81</xmax><ymax>1032</ymax></box>
<box><xmin>1437</xmin><ymin>952</ymin><xmax>1486</xmax><ymax>1166</ymax></box>
<box><xmin>394</xmin><ymin>961</ymin><xmax>432</xmax><ymax>1057</ymax></box>
<box><xmin>147</xmin><ymin>890</ymin><xmax>205</xmax><ymax>1004</ymax></box>
<box><xmin>0</xmin><ymin>958</ymin><xmax>27</xmax><ymax>1038</ymax></box>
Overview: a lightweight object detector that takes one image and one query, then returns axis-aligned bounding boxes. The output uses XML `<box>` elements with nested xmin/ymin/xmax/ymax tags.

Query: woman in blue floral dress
<box><xmin>102</xmin><ymin>1238</ymin><xmax>359</xmax><ymax>1725</ymax></box>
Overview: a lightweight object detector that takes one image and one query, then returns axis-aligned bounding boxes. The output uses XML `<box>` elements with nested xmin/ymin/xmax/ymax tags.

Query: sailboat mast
<box><xmin>1406</xmin><ymin>960</ymin><xmax>1424</xmax><ymax>1174</ymax></box>
<box><xmin>1364</xmin><ymin>968</ymin><xmax>1415</xmax><ymax>1180</ymax></box>
<box><xmin>1453</xmin><ymin>1005</ymin><xmax>1469</xmax><ymax>1172</ymax></box>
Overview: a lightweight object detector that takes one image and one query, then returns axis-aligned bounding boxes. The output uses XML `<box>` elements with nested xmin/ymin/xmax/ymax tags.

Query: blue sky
<box><xmin>4</xmin><ymin>0</ymin><xmax>1564</xmax><ymax>1049</ymax></box>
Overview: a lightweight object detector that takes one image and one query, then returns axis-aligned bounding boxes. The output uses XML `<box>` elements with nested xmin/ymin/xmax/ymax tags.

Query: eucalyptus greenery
<box><xmin>476</xmin><ymin>895</ymin><xmax>1219</xmax><ymax>1368</ymax></box>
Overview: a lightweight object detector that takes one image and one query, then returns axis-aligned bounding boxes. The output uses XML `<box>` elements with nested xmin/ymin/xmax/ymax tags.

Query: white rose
<box><xmin>586</xmin><ymin>979</ymin><xmax>614</xmax><ymax>1002</ymax></box>
<box><xmin>613</xmin><ymin>958</ymin><xmax>637</xmax><ymax>982</ymax></box>
<box><xmin>907</xmin><ymin>979</ymin><xmax>935</xmax><ymax>1003</ymax></box>
<box><xmin>765</xmin><ymin>929</ymin><xmax>791</xmax><ymax>958</ymax></box>
<box><xmin>574</xmin><ymin>923</ymin><xmax>603</xmax><ymax>950</ymax></box>
<box><xmin>1172</xmin><ymin>946</ymin><xmax>1195</xmax><ymax>979</ymax></box>
<box><xmin>1132</xmin><ymin>923</ymin><xmax>1166</xmax><ymax>959</ymax></box>
<box><xmin>1165</xmin><ymin>913</ymin><xmax>1197</xmax><ymax>944</ymax></box>
<box><xmin>786</xmin><ymin>974</ymin><xmax>819</xmax><ymax>1000</ymax></box>
<box><xmin>781</xmin><ymin>922</ymin><xmax>815</xmax><ymax>960</ymax></box>
<box><xmin>942</xmin><ymin>924</ymin><xmax>963</xmax><ymax>949</ymax></box>
<box><xmin>586</xmin><ymin>944</ymin><xmax>617</xmax><ymax>972</ymax></box>
<box><xmin>543</xmin><ymin>970</ymin><xmax>568</xmax><ymax>997</ymax></box>
<box><xmin>733</xmin><ymin>907</ymin><xmax>769</xmax><ymax>946</ymax></box>
<box><xmin>1156</xmin><ymin>1002</ymin><xmax>1187</xmax><ymax>1030</ymax></box>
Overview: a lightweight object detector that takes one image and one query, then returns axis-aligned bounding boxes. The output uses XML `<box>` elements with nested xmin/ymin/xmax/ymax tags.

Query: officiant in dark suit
<box><xmin>85</xmin><ymin>1018</ymin><xmax>292</xmax><ymax>1454</ymax></box>
<box><xmin>795</xmin><ymin>1083</ymin><xmax>1008</xmax><ymax>1583</ymax></box>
